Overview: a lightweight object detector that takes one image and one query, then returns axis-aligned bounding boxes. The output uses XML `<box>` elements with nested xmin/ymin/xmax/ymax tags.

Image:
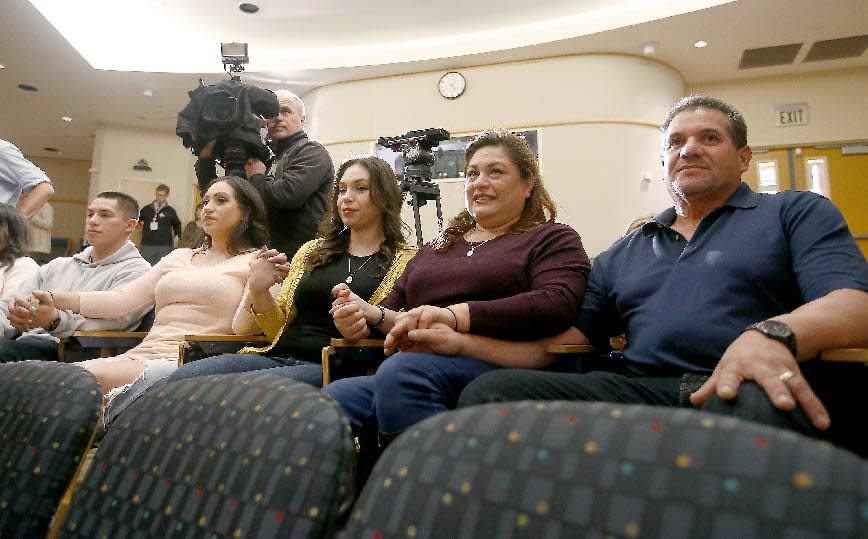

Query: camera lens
<box><xmin>201</xmin><ymin>92</ymin><xmax>239</xmax><ymax>127</ymax></box>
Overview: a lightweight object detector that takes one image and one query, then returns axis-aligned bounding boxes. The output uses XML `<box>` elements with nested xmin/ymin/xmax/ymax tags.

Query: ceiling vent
<box><xmin>739</xmin><ymin>44</ymin><xmax>802</xmax><ymax>69</ymax></box>
<box><xmin>804</xmin><ymin>34</ymin><xmax>868</xmax><ymax>62</ymax></box>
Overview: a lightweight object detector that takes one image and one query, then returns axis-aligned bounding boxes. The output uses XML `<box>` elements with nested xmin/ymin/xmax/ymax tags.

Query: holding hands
<box><xmin>384</xmin><ymin>304</ymin><xmax>466</xmax><ymax>356</ymax></box>
<box><xmin>328</xmin><ymin>285</ymin><xmax>471</xmax><ymax>357</ymax></box>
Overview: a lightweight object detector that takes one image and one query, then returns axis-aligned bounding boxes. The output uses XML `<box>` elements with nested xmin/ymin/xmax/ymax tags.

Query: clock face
<box><xmin>438</xmin><ymin>71</ymin><xmax>466</xmax><ymax>99</ymax></box>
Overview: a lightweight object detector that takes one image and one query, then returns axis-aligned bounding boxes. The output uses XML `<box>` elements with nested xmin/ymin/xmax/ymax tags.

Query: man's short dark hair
<box><xmin>661</xmin><ymin>95</ymin><xmax>748</xmax><ymax>149</ymax></box>
<box><xmin>156</xmin><ymin>184</ymin><xmax>170</xmax><ymax>194</ymax></box>
<box><xmin>95</xmin><ymin>191</ymin><xmax>139</xmax><ymax>220</ymax></box>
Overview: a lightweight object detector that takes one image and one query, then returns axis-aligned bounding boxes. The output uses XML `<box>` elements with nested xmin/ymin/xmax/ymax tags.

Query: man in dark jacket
<box><xmin>196</xmin><ymin>90</ymin><xmax>333</xmax><ymax>257</ymax></box>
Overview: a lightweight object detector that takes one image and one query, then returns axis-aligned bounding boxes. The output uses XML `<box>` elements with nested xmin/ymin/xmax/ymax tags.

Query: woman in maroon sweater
<box><xmin>325</xmin><ymin>129</ymin><xmax>591</xmax><ymax>445</ymax></box>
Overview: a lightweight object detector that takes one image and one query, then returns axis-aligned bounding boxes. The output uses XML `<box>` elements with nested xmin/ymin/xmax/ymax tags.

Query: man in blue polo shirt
<box><xmin>454</xmin><ymin>96</ymin><xmax>868</xmax><ymax>456</ymax></box>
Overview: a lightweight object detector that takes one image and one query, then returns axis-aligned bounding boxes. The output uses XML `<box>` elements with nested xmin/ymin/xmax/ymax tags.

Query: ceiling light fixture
<box><xmin>694</xmin><ymin>40</ymin><xmax>708</xmax><ymax>48</ymax></box>
<box><xmin>0</xmin><ymin>64</ymin><xmax>6</xmax><ymax>70</ymax></box>
<box><xmin>143</xmin><ymin>88</ymin><xmax>153</xmax><ymax>96</ymax></box>
<box><xmin>239</xmin><ymin>3</ymin><xmax>259</xmax><ymax>14</ymax></box>
<box><xmin>642</xmin><ymin>41</ymin><xmax>657</xmax><ymax>55</ymax></box>
<box><xmin>61</xmin><ymin>116</ymin><xmax>72</xmax><ymax>122</ymax></box>
<box><xmin>18</xmin><ymin>83</ymin><xmax>38</xmax><ymax>92</ymax></box>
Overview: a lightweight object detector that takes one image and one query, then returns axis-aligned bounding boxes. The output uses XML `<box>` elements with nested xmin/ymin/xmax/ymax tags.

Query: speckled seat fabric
<box><xmin>56</xmin><ymin>373</ymin><xmax>355</xmax><ymax>539</ymax></box>
<box><xmin>0</xmin><ymin>361</ymin><xmax>101</xmax><ymax>538</ymax></box>
<box><xmin>343</xmin><ymin>401</ymin><xmax>868</xmax><ymax>539</ymax></box>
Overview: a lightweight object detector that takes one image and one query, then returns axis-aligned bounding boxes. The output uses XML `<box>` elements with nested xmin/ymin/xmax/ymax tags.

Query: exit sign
<box><xmin>774</xmin><ymin>103</ymin><xmax>808</xmax><ymax>127</ymax></box>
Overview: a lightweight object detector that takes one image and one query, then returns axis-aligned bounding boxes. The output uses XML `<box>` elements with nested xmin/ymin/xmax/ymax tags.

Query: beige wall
<box><xmin>304</xmin><ymin>54</ymin><xmax>683</xmax><ymax>255</ymax></box>
<box><xmin>89</xmin><ymin>125</ymin><xmax>200</xmax><ymax>226</ymax></box>
<box><xmin>687</xmin><ymin>68</ymin><xmax>868</xmax><ymax>148</ymax></box>
<box><xmin>25</xmin><ymin>155</ymin><xmax>90</xmax><ymax>247</ymax></box>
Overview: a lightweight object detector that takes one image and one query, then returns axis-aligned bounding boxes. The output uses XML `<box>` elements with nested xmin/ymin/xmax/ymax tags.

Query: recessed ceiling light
<box><xmin>239</xmin><ymin>3</ymin><xmax>259</xmax><ymax>14</ymax></box>
<box><xmin>61</xmin><ymin>116</ymin><xmax>72</xmax><ymax>122</ymax></box>
<box><xmin>44</xmin><ymin>147</ymin><xmax>59</xmax><ymax>152</ymax></box>
<box><xmin>642</xmin><ymin>41</ymin><xmax>657</xmax><ymax>55</ymax></box>
<box><xmin>694</xmin><ymin>40</ymin><xmax>708</xmax><ymax>48</ymax></box>
<box><xmin>143</xmin><ymin>88</ymin><xmax>153</xmax><ymax>96</ymax></box>
<box><xmin>18</xmin><ymin>83</ymin><xmax>38</xmax><ymax>92</ymax></box>
<box><xmin>0</xmin><ymin>64</ymin><xmax>6</xmax><ymax>70</ymax></box>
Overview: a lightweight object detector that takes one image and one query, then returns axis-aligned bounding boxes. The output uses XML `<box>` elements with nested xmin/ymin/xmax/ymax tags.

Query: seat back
<box><xmin>55</xmin><ymin>373</ymin><xmax>355</xmax><ymax>539</ymax></box>
<box><xmin>0</xmin><ymin>361</ymin><xmax>101</xmax><ymax>538</ymax></box>
<box><xmin>345</xmin><ymin>401</ymin><xmax>868</xmax><ymax>538</ymax></box>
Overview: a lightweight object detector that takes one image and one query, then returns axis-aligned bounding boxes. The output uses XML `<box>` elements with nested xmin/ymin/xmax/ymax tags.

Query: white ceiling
<box><xmin>1</xmin><ymin>0</ymin><xmax>866</xmax><ymax>160</ymax></box>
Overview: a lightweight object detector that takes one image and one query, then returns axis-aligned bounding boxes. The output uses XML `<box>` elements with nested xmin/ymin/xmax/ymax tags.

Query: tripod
<box><xmin>402</xmin><ymin>178</ymin><xmax>443</xmax><ymax>248</ymax></box>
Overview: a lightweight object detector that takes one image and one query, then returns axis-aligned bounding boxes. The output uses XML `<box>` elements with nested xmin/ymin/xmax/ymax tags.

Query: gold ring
<box><xmin>778</xmin><ymin>370</ymin><xmax>795</xmax><ymax>383</ymax></box>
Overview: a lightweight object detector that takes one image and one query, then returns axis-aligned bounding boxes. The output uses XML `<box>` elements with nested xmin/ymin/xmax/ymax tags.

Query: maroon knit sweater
<box><xmin>382</xmin><ymin>222</ymin><xmax>590</xmax><ymax>340</ymax></box>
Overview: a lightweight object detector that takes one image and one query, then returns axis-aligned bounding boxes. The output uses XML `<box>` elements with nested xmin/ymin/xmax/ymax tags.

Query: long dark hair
<box><xmin>434</xmin><ymin>129</ymin><xmax>556</xmax><ymax>251</ymax></box>
<box><xmin>308</xmin><ymin>156</ymin><xmax>409</xmax><ymax>273</ymax></box>
<box><xmin>0</xmin><ymin>204</ymin><xmax>31</xmax><ymax>271</ymax></box>
<box><xmin>201</xmin><ymin>176</ymin><xmax>269</xmax><ymax>255</ymax></box>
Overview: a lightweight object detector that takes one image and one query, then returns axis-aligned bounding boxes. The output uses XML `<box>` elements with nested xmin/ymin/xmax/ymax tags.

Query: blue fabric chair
<box><xmin>55</xmin><ymin>373</ymin><xmax>355</xmax><ymax>538</ymax></box>
<box><xmin>0</xmin><ymin>361</ymin><xmax>101</xmax><ymax>538</ymax></box>
<box><xmin>344</xmin><ymin>401</ymin><xmax>868</xmax><ymax>538</ymax></box>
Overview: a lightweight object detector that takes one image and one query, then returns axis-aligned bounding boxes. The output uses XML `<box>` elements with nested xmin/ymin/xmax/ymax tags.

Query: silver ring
<box><xmin>778</xmin><ymin>370</ymin><xmax>795</xmax><ymax>383</ymax></box>
<box><xmin>29</xmin><ymin>305</ymin><xmax>39</xmax><ymax>316</ymax></box>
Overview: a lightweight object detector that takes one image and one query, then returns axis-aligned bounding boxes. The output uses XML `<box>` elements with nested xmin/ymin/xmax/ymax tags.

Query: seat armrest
<box><xmin>179</xmin><ymin>334</ymin><xmax>269</xmax><ymax>366</ymax></box>
<box><xmin>58</xmin><ymin>331</ymin><xmax>150</xmax><ymax>362</ymax></box>
<box><xmin>183</xmin><ymin>334</ymin><xmax>270</xmax><ymax>343</ymax></box>
<box><xmin>546</xmin><ymin>344</ymin><xmax>596</xmax><ymax>354</ymax></box>
<box><xmin>330</xmin><ymin>338</ymin><xmax>385</xmax><ymax>348</ymax></box>
<box><xmin>820</xmin><ymin>348</ymin><xmax>868</xmax><ymax>363</ymax></box>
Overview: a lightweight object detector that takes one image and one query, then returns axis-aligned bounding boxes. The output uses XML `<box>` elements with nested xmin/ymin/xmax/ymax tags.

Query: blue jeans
<box><xmin>164</xmin><ymin>353</ymin><xmax>323</xmax><ymax>388</ymax></box>
<box><xmin>0</xmin><ymin>336</ymin><xmax>59</xmax><ymax>363</ymax></box>
<box><xmin>322</xmin><ymin>352</ymin><xmax>499</xmax><ymax>434</ymax></box>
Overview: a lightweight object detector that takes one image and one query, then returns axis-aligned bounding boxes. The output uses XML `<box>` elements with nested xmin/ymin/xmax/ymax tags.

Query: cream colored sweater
<box><xmin>78</xmin><ymin>248</ymin><xmax>258</xmax><ymax>361</ymax></box>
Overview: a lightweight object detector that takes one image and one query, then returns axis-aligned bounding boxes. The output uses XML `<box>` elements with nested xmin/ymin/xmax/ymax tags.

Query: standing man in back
<box><xmin>196</xmin><ymin>90</ymin><xmax>334</xmax><ymax>256</ymax></box>
<box><xmin>137</xmin><ymin>184</ymin><xmax>182</xmax><ymax>265</ymax></box>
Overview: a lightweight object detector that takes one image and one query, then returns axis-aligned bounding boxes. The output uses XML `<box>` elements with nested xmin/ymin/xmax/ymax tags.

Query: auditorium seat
<box><xmin>343</xmin><ymin>401</ymin><xmax>867</xmax><ymax>538</ymax></box>
<box><xmin>0</xmin><ymin>361</ymin><xmax>101</xmax><ymax>538</ymax></box>
<box><xmin>52</xmin><ymin>373</ymin><xmax>355</xmax><ymax>538</ymax></box>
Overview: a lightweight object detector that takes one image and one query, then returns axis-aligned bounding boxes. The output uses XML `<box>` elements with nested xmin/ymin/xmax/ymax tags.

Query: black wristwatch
<box><xmin>46</xmin><ymin>314</ymin><xmax>61</xmax><ymax>332</ymax></box>
<box><xmin>745</xmin><ymin>320</ymin><xmax>797</xmax><ymax>358</ymax></box>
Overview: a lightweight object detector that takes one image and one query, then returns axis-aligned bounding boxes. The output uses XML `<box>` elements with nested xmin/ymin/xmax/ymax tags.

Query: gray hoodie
<box><xmin>0</xmin><ymin>241</ymin><xmax>151</xmax><ymax>341</ymax></box>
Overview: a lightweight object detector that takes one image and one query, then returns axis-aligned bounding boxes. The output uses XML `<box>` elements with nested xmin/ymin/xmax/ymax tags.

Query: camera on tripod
<box><xmin>377</xmin><ymin>128</ymin><xmax>450</xmax><ymax>247</ymax></box>
<box><xmin>176</xmin><ymin>43</ymin><xmax>279</xmax><ymax>177</ymax></box>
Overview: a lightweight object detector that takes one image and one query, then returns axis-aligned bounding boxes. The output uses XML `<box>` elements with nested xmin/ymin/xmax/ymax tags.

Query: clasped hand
<box><xmin>249</xmin><ymin>248</ymin><xmax>289</xmax><ymax>292</ymax></box>
<box><xmin>690</xmin><ymin>330</ymin><xmax>830</xmax><ymax>430</ymax></box>
<box><xmin>384</xmin><ymin>305</ymin><xmax>458</xmax><ymax>356</ymax></box>
<box><xmin>8</xmin><ymin>290</ymin><xmax>57</xmax><ymax>332</ymax></box>
<box><xmin>329</xmin><ymin>283</ymin><xmax>371</xmax><ymax>342</ymax></box>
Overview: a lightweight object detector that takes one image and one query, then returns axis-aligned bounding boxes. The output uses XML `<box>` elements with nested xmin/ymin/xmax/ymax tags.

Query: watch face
<box><xmin>758</xmin><ymin>320</ymin><xmax>792</xmax><ymax>338</ymax></box>
<box><xmin>438</xmin><ymin>71</ymin><xmax>466</xmax><ymax>99</ymax></box>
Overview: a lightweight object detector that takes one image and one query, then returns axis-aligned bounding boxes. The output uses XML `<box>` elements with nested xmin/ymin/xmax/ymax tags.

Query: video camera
<box><xmin>377</xmin><ymin>128</ymin><xmax>450</xmax><ymax>246</ymax></box>
<box><xmin>176</xmin><ymin>43</ymin><xmax>279</xmax><ymax>177</ymax></box>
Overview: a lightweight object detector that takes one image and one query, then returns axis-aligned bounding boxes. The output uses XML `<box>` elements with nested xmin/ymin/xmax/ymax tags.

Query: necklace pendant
<box><xmin>466</xmin><ymin>249</ymin><xmax>474</xmax><ymax>257</ymax></box>
<box><xmin>345</xmin><ymin>275</ymin><xmax>353</xmax><ymax>283</ymax></box>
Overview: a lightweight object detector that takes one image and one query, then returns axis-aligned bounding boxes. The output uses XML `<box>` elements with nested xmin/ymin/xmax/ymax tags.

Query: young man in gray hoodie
<box><xmin>0</xmin><ymin>191</ymin><xmax>151</xmax><ymax>362</ymax></box>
